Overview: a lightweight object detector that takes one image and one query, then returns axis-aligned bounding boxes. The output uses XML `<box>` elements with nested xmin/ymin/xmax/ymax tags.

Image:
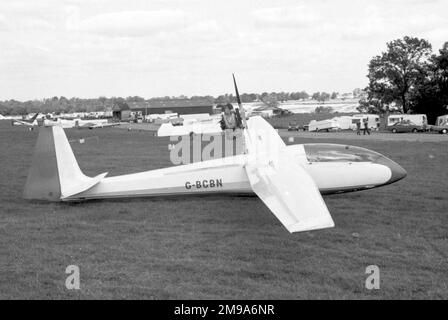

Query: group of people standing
<box><xmin>356</xmin><ymin>119</ymin><xmax>371</xmax><ymax>135</ymax></box>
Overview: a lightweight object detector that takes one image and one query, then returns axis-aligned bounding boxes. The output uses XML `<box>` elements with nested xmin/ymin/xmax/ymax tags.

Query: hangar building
<box><xmin>112</xmin><ymin>103</ymin><xmax>131</xmax><ymax>120</ymax></box>
<box><xmin>129</xmin><ymin>99</ymin><xmax>214</xmax><ymax>116</ymax></box>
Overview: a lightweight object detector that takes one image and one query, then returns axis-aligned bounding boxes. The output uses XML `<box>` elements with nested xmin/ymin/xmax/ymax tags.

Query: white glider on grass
<box><xmin>23</xmin><ymin>76</ymin><xmax>406</xmax><ymax>233</ymax></box>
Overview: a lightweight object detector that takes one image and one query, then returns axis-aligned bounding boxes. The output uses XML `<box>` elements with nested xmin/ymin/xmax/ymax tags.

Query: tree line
<box><xmin>0</xmin><ymin>90</ymin><xmax>358</xmax><ymax>116</ymax></box>
<box><xmin>358</xmin><ymin>36</ymin><xmax>448</xmax><ymax>124</ymax></box>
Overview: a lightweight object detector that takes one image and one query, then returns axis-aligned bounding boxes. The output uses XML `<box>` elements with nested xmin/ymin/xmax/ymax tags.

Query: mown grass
<box><xmin>0</xmin><ymin>121</ymin><xmax>447</xmax><ymax>299</ymax></box>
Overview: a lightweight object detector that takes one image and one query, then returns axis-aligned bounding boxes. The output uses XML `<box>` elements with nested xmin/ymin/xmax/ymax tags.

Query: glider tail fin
<box><xmin>23</xmin><ymin>126</ymin><xmax>107</xmax><ymax>201</ymax></box>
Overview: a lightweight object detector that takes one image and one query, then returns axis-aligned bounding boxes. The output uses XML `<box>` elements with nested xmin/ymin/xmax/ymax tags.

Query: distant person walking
<box><xmin>356</xmin><ymin>121</ymin><xmax>361</xmax><ymax>135</ymax></box>
<box><xmin>363</xmin><ymin>119</ymin><xmax>371</xmax><ymax>135</ymax></box>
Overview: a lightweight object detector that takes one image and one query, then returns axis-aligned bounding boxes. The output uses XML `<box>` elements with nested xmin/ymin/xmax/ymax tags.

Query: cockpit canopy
<box><xmin>303</xmin><ymin>144</ymin><xmax>384</xmax><ymax>163</ymax></box>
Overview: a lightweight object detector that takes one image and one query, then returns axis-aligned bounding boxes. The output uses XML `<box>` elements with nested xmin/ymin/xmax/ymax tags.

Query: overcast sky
<box><xmin>0</xmin><ymin>0</ymin><xmax>447</xmax><ymax>100</ymax></box>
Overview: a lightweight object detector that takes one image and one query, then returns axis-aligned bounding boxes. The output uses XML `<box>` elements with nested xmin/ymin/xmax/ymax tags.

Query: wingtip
<box><xmin>287</xmin><ymin>219</ymin><xmax>335</xmax><ymax>233</ymax></box>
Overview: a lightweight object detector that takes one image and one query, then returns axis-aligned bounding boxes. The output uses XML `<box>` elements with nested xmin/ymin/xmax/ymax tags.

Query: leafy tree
<box><xmin>412</xmin><ymin>42</ymin><xmax>448</xmax><ymax>123</ymax></box>
<box><xmin>299</xmin><ymin>91</ymin><xmax>309</xmax><ymax>100</ymax></box>
<box><xmin>352</xmin><ymin>88</ymin><xmax>364</xmax><ymax>98</ymax></box>
<box><xmin>277</xmin><ymin>92</ymin><xmax>288</xmax><ymax>102</ymax></box>
<box><xmin>319</xmin><ymin>92</ymin><xmax>331</xmax><ymax>103</ymax></box>
<box><xmin>356</xmin><ymin>98</ymin><xmax>397</xmax><ymax>114</ymax></box>
<box><xmin>312</xmin><ymin>92</ymin><xmax>321</xmax><ymax>101</ymax></box>
<box><xmin>202</xmin><ymin>95</ymin><xmax>216</xmax><ymax>104</ymax></box>
<box><xmin>315</xmin><ymin>106</ymin><xmax>334</xmax><ymax>113</ymax></box>
<box><xmin>366</xmin><ymin>36</ymin><xmax>432</xmax><ymax>114</ymax></box>
<box><xmin>261</xmin><ymin>93</ymin><xmax>279</xmax><ymax>108</ymax></box>
<box><xmin>0</xmin><ymin>103</ymin><xmax>12</xmax><ymax>115</ymax></box>
<box><xmin>240</xmin><ymin>93</ymin><xmax>257</xmax><ymax>103</ymax></box>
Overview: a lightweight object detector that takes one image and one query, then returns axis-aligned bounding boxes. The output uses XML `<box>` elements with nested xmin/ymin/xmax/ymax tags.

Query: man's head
<box><xmin>223</xmin><ymin>103</ymin><xmax>234</xmax><ymax>115</ymax></box>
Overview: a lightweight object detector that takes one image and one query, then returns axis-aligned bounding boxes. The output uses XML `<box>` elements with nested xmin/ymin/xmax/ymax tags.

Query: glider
<box><xmin>23</xmin><ymin>77</ymin><xmax>406</xmax><ymax>233</ymax></box>
<box><xmin>157</xmin><ymin>115</ymin><xmax>222</xmax><ymax>137</ymax></box>
<box><xmin>12</xmin><ymin>113</ymin><xmax>40</xmax><ymax>127</ymax></box>
<box><xmin>43</xmin><ymin>118</ymin><xmax>120</xmax><ymax>129</ymax></box>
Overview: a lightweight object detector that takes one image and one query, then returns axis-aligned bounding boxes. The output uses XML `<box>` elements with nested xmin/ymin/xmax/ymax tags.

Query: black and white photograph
<box><xmin>0</xmin><ymin>0</ymin><xmax>447</xmax><ymax>304</ymax></box>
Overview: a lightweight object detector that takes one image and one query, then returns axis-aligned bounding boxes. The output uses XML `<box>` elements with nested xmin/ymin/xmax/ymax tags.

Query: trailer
<box><xmin>308</xmin><ymin>119</ymin><xmax>340</xmax><ymax>132</ymax></box>
<box><xmin>332</xmin><ymin>116</ymin><xmax>353</xmax><ymax>130</ymax></box>
<box><xmin>351</xmin><ymin>114</ymin><xmax>380</xmax><ymax>130</ymax></box>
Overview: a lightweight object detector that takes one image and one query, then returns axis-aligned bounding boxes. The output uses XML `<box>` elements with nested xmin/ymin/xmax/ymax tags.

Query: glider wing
<box><xmin>245</xmin><ymin>117</ymin><xmax>334</xmax><ymax>233</ymax></box>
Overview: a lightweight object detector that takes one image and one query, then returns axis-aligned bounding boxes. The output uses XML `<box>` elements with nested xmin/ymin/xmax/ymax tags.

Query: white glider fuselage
<box><xmin>68</xmin><ymin>144</ymin><xmax>404</xmax><ymax>201</ymax></box>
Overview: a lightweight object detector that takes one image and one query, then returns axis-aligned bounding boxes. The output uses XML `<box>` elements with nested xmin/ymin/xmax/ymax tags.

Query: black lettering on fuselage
<box><xmin>185</xmin><ymin>179</ymin><xmax>223</xmax><ymax>190</ymax></box>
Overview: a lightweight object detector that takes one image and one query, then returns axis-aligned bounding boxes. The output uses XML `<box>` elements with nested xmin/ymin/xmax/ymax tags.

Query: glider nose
<box><xmin>376</xmin><ymin>157</ymin><xmax>407</xmax><ymax>185</ymax></box>
<box><xmin>388</xmin><ymin>161</ymin><xmax>407</xmax><ymax>184</ymax></box>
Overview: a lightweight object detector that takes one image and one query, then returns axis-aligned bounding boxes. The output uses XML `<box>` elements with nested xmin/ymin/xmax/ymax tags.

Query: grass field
<box><xmin>0</xmin><ymin>121</ymin><xmax>447</xmax><ymax>299</ymax></box>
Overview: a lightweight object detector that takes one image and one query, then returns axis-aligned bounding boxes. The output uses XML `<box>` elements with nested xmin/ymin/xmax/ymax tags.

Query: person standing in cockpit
<box><xmin>220</xmin><ymin>103</ymin><xmax>242</xmax><ymax>130</ymax></box>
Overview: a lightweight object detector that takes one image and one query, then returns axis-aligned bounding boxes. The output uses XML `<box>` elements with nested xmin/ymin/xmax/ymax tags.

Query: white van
<box><xmin>351</xmin><ymin>114</ymin><xmax>380</xmax><ymax>130</ymax></box>
<box><xmin>387</xmin><ymin>114</ymin><xmax>427</xmax><ymax>127</ymax></box>
<box><xmin>435</xmin><ymin>115</ymin><xmax>448</xmax><ymax>126</ymax></box>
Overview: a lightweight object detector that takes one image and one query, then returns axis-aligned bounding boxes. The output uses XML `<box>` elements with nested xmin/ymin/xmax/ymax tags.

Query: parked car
<box><xmin>431</xmin><ymin>115</ymin><xmax>448</xmax><ymax>134</ymax></box>
<box><xmin>431</xmin><ymin>125</ymin><xmax>448</xmax><ymax>134</ymax></box>
<box><xmin>288</xmin><ymin>122</ymin><xmax>300</xmax><ymax>131</ymax></box>
<box><xmin>387</xmin><ymin>120</ymin><xmax>426</xmax><ymax>133</ymax></box>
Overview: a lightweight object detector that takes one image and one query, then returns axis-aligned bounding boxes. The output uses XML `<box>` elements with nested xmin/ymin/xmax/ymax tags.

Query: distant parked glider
<box><xmin>12</xmin><ymin>113</ymin><xmax>40</xmax><ymax>127</ymax></box>
<box><xmin>43</xmin><ymin>118</ymin><xmax>120</xmax><ymax>129</ymax></box>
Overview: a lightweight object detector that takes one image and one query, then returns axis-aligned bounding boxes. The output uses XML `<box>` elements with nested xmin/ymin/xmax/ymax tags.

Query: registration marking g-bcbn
<box><xmin>185</xmin><ymin>179</ymin><xmax>223</xmax><ymax>190</ymax></box>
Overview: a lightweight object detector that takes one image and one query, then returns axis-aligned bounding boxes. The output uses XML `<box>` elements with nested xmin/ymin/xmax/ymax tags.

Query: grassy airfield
<box><xmin>0</xmin><ymin>121</ymin><xmax>447</xmax><ymax>299</ymax></box>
